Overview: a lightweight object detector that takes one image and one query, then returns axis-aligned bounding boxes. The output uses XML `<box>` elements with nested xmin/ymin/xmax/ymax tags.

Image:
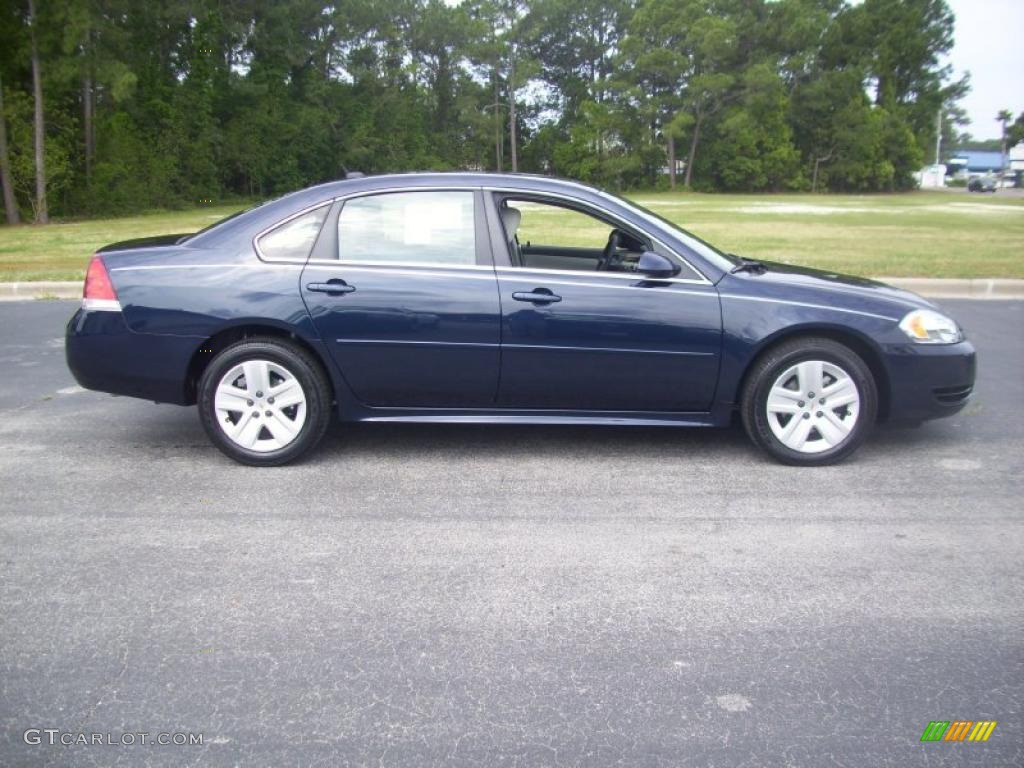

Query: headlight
<box><xmin>898</xmin><ymin>309</ymin><xmax>962</xmax><ymax>344</ymax></box>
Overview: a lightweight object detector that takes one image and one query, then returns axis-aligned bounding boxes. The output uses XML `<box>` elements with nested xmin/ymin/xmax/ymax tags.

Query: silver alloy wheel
<box><xmin>765</xmin><ymin>360</ymin><xmax>861</xmax><ymax>454</ymax></box>
<box><xmin>214</xmin><ymin>359</ymin><xmax>308</xmax><ymax>453</ymax></box>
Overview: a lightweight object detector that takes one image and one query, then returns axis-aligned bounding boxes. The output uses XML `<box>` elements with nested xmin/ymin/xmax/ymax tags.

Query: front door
<box><xmin>490</xmin><ymin>194</ymin><xmax>722</xmax><ymax>412</ymax></box>
<box><xmin>301</xmin><ymin>189</ymin><xmax>501</xmax><ymax>407</ymax></box>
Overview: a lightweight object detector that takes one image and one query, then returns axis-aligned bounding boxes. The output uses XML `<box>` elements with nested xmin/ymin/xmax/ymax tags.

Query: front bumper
<box><xmin>65</xmin><ymin>307</ymin><xmax>197</xmax><ymax>405</ymax></box>
<box><xmin>883</xmin><ymin>339</ymin><xmax>976</xmax><ymax>423</ymax></box>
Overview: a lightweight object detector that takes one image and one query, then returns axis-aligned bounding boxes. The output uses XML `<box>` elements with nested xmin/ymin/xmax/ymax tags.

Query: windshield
<box><xmin>597</xmin><ymin>190</ymin><xmax>739</xmax><ymax>272</ymax></box>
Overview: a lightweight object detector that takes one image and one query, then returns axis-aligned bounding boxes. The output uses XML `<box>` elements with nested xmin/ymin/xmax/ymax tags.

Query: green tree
<box><xmin>703</xmin><ymin>64</ymin><xmax>802</xmax><ymax>191</ymax></box>
<box><xmin>825</xmin><ymin>0</ymin><xmax>963</xmax><ymax>187</ymax></box>
<box><xmin>996</xmin><ymin>108</ymin><xmax>1013</xmax><ymax>165</ymax></box>
<box><xmin>1008</xmin><ymin>111</ymin><xmax>1024</xmax><ymax>148</ymax></box>
<box><xmin>0</xmin><ymin>74</ymin><xmax>20</xmax><ymax>223</ymax></box>
<box><xmin>790</xmin><ymin>69</ymin><xmax>893</xmax><ymax>192</ymax></box>
<box><xmin>618</xmin><ymin>0</ymin><xmax>693</xmax><ymax>188</ymax></box>
<box><xmin>0</xmin><ymin>0</ymin><xmax>981</xmax><ymax>222</ymax></box>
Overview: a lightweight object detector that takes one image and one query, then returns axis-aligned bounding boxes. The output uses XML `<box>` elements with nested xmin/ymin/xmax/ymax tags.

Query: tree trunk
<box><xmin>683</xmin><ymin>113</ymin><xmax>702</xmax><ymax>188</ymax></box>
<box><xmin>493</xmin><ymin>76</ymin><xmax>502</xmax><ymax>172</ymax></box>
<box><xmin>508</xmin><ymin>50</ymin><xmax>518</xmax><ymax>173</ymax></box>
<box><xmin>494</xmin><ymin>105</ymin><xmax>502</xmax><ymax>171</ymax></box>
<box><xmin>83</xmin><ymin>74</ymin><xmax>93</xmax><ymax>182</ymax></box>
<box><xmin>0</xmin><ymin>76</ymin><xmax>21</xmax><ymax>224</ymax></box>
<box><xmin>812</xmin><ymin>149</ymin><xmax>833</xmax><ymax>193</ymax></box>
<box><xmin>83</xmin><ymin>25</ymin><xmax>95</xmax><ymax>184</ymax></box>
<box><xmin>667</xmin><ymin>134</ymin><xmax>676</xmax><ymax>189</ymax></box>
<box><xmin>29</xmin><ymin>0</ymin><xmax>48</xmax><ymax>223</ymax></box>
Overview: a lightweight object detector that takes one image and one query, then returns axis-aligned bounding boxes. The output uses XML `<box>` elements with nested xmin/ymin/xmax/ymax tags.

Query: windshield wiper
<box><xmin>729</xmin><ymin>255</ymin><xmax>767</xmax><ymax>274</ymax></box>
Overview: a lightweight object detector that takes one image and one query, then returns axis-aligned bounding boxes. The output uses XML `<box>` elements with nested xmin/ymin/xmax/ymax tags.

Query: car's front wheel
<box><xmin>198</xmin><ymin>337</ymin><xmax>332</xmax><ymax>466</ymax></box>
<box><xmin>741</xmin><ymin>337</ymin><xmax>878</xmax><ymax>466</ymax></box>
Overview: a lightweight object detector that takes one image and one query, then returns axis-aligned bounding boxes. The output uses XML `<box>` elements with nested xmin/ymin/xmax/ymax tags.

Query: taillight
<box><xmin>82</xmin><ymin>255</ymin><xmax>121</xmax><ymax>310</ymax></box>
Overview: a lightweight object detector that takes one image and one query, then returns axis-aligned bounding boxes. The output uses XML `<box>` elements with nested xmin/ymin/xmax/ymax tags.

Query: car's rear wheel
<box><xmin>741</xmin><ymin>337</ymin><xmax>878</xmax><ymax>465</ymax></box>
<box><xmin>198</xmin><ymin>337</ymin><xmax>331</xmax><ymax>466</ymax></box>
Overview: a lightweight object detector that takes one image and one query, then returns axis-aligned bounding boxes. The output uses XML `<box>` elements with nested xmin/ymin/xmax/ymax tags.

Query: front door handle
<box><xmin>512</xmin><ymin>289</ymin><xmax>562</xmax><ymax>304</ymax></box>
<box><xmin>307</xmin><ymin>279</ymin><xmax>356</xmax><ymax>296</ymax></box>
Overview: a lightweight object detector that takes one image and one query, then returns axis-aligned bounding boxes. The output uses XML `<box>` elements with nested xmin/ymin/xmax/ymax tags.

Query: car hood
<box><xmin>747</xmin><ymin>260</ymin><xmax>936</xmax><ymax>311</ymax></box>
<box><xmin>97</xmin><ymin>234</ymin><xmax>193</xmax><ymax>252</ymax></box>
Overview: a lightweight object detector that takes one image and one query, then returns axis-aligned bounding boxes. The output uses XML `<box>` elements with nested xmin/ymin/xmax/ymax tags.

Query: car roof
<box><xmin>188</xmin><ymin>172</ymin><xmax>614</xmax><ymax>248</ymax></box>
<box><xmin>298</xmin><ymin>171</ymin><xmax>604</xmax><ymax>200</ymax></box>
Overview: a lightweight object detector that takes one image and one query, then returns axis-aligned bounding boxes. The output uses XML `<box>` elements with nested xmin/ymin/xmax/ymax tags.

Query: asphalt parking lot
<box><xmin>1</xmin><ymin>298</ymin><xmax>1021</xmax><ymax>767</ymax></box>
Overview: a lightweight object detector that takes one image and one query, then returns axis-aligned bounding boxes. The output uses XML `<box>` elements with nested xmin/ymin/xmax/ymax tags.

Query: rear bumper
<box><xmin>65</xmin><ymin>307</ymin><xmax>197</xmax><ymax>405</ymax></box>
<box><xmin>883</xmin><ymin>340</ymin><xmax>976</xmax><ymax>423</ymax></box>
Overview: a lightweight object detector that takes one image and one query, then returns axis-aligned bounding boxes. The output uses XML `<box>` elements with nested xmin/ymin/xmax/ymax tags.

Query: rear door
<box><xmin>299</xmin><ymin>189</ymin><xmax>501</xmax><ymax>407</ymax></box>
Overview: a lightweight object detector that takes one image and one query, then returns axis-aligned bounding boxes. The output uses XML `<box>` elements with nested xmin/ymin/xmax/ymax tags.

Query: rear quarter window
<box><xmin>256</xmin><ymin>205</ymin><xmax>330</xmax><ymax>261</ymax></box>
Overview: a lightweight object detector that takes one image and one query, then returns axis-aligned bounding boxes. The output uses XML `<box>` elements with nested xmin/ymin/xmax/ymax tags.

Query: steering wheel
<box><xmin>597</xmin><ymin>229</ymin><xmax>622</xmax><ymax>272</ymax></box>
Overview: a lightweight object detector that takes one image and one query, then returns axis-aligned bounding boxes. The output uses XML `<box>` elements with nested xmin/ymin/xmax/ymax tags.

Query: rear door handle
<box><xmin>512</xmin><ymin>289</ymin><xmax>561</xmax><ymax>304</ymax></box>
<box><xmin>307</xmin><ymin>279</ymin><xmax>356</xmax><ymax>296</ymax></box>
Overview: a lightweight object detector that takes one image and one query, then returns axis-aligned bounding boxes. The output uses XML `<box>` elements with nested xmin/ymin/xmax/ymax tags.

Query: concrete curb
<box><xmin>1</xmin><ymin>278</ymin><xmax>1023</xmax><ymax>302</ymax></box>
<box><xmin>0</xmin><ymin>281</ymin><xmax>82</xmax><ymax>301</ymax></box>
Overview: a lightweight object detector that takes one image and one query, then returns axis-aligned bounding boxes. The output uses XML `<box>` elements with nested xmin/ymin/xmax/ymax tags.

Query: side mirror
<box><xmin>637</xmin><ymin>251</ymin><xmax>680</xmax><ymax>279</ymax></box>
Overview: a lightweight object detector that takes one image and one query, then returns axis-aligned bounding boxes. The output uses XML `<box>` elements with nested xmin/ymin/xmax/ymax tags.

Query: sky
<box><xmin>944</xmin><ymin>0</ymin><xmax>1023</xmax><ymax>139</ymax></box>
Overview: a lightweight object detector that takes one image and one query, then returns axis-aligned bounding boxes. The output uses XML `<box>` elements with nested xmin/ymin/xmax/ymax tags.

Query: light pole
<box><xmin>997</xmin><ymin>110</ymin><xmax>1012</xmax><ymax>172</ymax></box>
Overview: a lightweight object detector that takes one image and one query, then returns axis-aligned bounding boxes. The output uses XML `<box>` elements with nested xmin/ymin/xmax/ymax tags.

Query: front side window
<box><xmin>256</xmin><ymin>205</ymin><xmax>329</xmax><ymax>261</ymax></box>
<box><xmin>596</xmin><ymin>189</ymin><xmax>730</xmax><ymax>273</ymax></box>
<box><xmin>499</xmin><ymin>197</ymin><xmax>650</xmax><ymax>274</ymax></box>
<box><xmin>337</xmin><ymin>191</ymin><xmax>476</xmax><ymax>266</ymax></box>
<box><xmin>514</xmin><ymin>201</ymin><xmax>613</xmax><ymax>251</ymax></box>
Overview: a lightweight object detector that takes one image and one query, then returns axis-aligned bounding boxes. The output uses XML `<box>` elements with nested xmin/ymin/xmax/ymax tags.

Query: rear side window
<box><xmin>256</xmin><ymin>205</ymin><xmax>329</xmax><ymax>261</ymax></box>
<box><xmin>337</xmin><ymin>191</ymin><xmax>475</xmax><ymax>266</ymax></box>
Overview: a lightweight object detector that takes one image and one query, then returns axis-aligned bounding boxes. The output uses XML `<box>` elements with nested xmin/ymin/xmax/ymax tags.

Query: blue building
<box><xmin>947</xmin><ymin>150</ymin><xmax>1004</xmax><ymax>176</ymax></box>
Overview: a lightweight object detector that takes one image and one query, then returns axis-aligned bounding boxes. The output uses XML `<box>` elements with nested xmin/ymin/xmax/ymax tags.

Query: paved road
<box><xmin>1</xmin><ymin>299</ymin><xmax>1021</xmax><ymax>767</ymax></box>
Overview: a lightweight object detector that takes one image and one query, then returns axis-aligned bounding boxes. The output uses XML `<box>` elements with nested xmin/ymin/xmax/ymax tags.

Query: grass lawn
<box><xmin>0</xmin><ymin>205</ymin><xmax>249</xmax><ymax>282</ymax></box>
<box><xmin>1</xmin><ymin>191</ymin><xmax>1022</xmax><ymax>281</ymax></box>
<box><xmin>631</xmin><ymin>190</ymin><xmax>1024</xmax><ymax>279</ymax></box>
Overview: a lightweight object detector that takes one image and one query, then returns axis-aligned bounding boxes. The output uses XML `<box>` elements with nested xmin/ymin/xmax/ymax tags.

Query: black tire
<box><xmin>197</xmin><ymin>337</ymin><xmax>332</xmax><ymax>466</ymax></box>
<box><xmin>740</xmin><ymin>337</ymin><xmax>878</xmax><ymax>466</ymax></box>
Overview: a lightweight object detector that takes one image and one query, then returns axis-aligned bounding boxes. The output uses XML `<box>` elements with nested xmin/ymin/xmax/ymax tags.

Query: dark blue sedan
<box><xmin>66</xmin><ymin>173</ymin><xmax>976</xmax><ymax>466</ymax></box>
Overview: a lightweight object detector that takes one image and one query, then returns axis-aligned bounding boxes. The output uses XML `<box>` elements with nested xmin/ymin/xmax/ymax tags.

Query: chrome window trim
<box><xmin>314</xmin><ymin>260</ymin><xmax>493</xmax><ymax>271</ymax></box>
<box><xmin>300</xmin><ymin>259</ymin><xmax>494</xmax><ymax>272</ymax></box>
<box><xmin>495</xmin><ymin>266</ymin><xmax>715</xmax><ymax>289</ymax></box>
<box><xmin>495</xmin><ymin>271</ymin><xmax>718</xmax><ymax>297</ymax></box>
<box><xmin>483</xmin><ymin>186</ymin><xmax>712</xmax><ymax>285</ymax></box>
<box><xmin>316</xmin><ymin>264</ymin><xmax>498</xmax><ymax>281</ymax></box>
<box><xmin>110</xmin><ymin>263</ymin><xmax>303</xmax><ymax>272</ymax></box>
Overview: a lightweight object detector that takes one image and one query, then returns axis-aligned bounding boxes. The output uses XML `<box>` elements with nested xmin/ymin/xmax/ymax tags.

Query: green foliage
<box><xmin>0</xmin><ymin>0</ymin><xmax>968</xmax><ymax>222</ymax></box>
<box><xmin>702</xmin><ymin>66</ymin><xmax>803</xmax><ymax>191</ymax></box>
<box><xmin>1009</xmin><ymin>112</ymin><xmax>1024</xmax><ymax>148</ymax></box>
<box><xmin>4</xmin><ymin>86</ymin><xmax>74</xmax><ymax>218</ymax></box>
